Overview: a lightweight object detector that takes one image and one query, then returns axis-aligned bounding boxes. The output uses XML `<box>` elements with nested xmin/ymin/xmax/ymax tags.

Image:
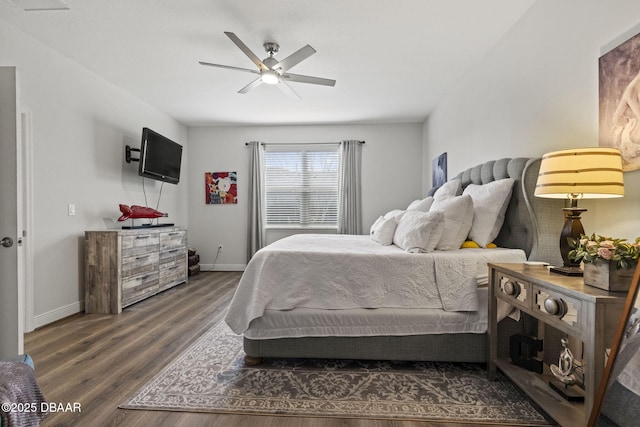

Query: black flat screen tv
<box><xmin>138</xmin><ymin>127</ymin><xmax>183</xmax><ymax>184</ymax></box>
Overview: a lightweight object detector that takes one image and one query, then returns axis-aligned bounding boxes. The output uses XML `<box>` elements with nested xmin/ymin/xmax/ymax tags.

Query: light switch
<box><xmin>68</xmin><ymin>204</ymin><xmax>76</xmax><ymax>216</ymax></box>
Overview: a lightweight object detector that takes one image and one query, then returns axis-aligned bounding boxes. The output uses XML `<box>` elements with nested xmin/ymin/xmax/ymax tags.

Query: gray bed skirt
<box><xmin>245</xmin><ymin>333</ymin><xmax>488</xmax><ymax>362</ymax></box>
<box><xmin>244</xmin><ymin>316</ymin><xmax>527</xmax><ymax>363</ymax></box>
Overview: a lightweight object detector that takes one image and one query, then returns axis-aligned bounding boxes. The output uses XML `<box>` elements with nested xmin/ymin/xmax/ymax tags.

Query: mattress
<box><xmin>244</xmin><ymin>288</ymin><xmax>515</xmax><ymax>339</ymax></box>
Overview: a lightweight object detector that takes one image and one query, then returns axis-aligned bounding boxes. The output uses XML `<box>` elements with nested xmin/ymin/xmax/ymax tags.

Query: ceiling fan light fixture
<box><xmin>200</xmin><ymin>32</ymin><xmax>335</xmax><ymax>98</ymax></box>
<box><xmin>261</xmin><ymin>70</ymin><xmax>279</xmax><ymax>85</ymax></box>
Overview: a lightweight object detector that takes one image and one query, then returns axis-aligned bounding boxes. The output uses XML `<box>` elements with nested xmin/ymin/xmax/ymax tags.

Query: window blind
<box><xmin>264</xmin><ymin>145</ymin><xmax>340</xmax><ymax>227</ymax></box>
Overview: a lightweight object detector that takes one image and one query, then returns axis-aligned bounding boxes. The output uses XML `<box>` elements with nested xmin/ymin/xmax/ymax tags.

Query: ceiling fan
<box><xmin>199</xmin><ymin>32</ymin><xmax>336</xmax><ymax>100</ymax></box>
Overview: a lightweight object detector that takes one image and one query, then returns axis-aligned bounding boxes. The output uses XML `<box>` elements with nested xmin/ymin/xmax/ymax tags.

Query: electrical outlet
<box><xmin>218</xmin><ymin>244</ymin><xmax>223</xmax><ymax>252</ymax></box>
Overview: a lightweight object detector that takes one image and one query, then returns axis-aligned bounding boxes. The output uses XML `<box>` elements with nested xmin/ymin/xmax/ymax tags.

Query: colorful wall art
<box><xmin>205</xmin><ymin>171</ymin><xmax>237</xmax><ymax>204</ymax></box>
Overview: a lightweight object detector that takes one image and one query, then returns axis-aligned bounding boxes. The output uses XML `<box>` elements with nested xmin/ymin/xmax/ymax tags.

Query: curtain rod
<box><xmin>245</xmin><ymin>141</ymin><xmax>365</xmax><ymax>146</ymax></box>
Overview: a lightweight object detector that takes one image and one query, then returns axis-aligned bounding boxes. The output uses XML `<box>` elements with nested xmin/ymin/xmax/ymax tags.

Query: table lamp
<box><xmin>535</xmin><ymin>147</ymin><xmax>624</xmax><ymax>276</ymax></box>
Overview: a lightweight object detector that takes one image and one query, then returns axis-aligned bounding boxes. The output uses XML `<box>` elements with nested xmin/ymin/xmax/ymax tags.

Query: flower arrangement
<box><xmin>568</xmin><ymin>233</ymin><xmax>640</xmax><ymax>270</ymax></box>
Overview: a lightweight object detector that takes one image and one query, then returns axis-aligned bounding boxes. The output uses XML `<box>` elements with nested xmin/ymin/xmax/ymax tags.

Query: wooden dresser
<box><xmin>84</xmin><ymin>227</ymin><xmax>188</xmax><ymax>313</ymax></box>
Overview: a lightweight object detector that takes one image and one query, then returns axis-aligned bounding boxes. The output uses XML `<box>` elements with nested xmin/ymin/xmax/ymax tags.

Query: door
<box><xmin>0</xmin><ymin>66</ymin><xmax>23</xmax><ymax>359</ymax></box>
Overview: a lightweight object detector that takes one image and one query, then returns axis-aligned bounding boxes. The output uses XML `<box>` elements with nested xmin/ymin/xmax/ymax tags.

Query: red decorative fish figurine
<box><xmin>118</xmin><ymin>204</ymin><xmax>168</xmax><ymax>221</ymax></box>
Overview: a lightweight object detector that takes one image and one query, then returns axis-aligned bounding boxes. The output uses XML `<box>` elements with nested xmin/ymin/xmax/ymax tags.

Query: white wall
<box><xmin>0</xmin><ymin>21</ymin><xmax>188</xmax><ymax>328</ymax></box>
<box><xmin>188</xmin><ymin>123</ymin><xmax>423</xmax><ymax>270</ymax></box>
<box><xmin>424</xmin><ymin>0</ymin><xmax>640</xmax><ymax>241</ymax></box>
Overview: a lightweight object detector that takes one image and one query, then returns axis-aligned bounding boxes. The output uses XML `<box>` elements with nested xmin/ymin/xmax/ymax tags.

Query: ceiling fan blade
<box><xmin>272</xmin><ymin>45</ymin><xmax>316</xmax><ymax>72</ymax></box>
<box><xmin>282</xmin><ymin>73</ymin><xmax>336</xmax><ymax>87</ymax></box>
<box><xmin>199</xmin><ymin>61</ymin><xmax>259</xmax><ymax>74</ymax></box>
<box><xmin>238</xmin><ymin>77</ymin><xmax>263</xmax><ymax>94</ymax></box>
<box><xmin>277</xmin><ymin>80</ymin><xmax>301</xmax><ymax>100</ymax></box>
<box><xmin>224</xmin><ymin>31</ymin><xmax>268</xmax><ymax>71</ymax></box>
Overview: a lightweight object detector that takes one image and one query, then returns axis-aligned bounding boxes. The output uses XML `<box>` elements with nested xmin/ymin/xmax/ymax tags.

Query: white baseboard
<box><xmin>34</xmin><ymin>300</ymin><xmax>83</xmax><ymax>329</ymax></box>
<box><xmin>32</xmin><ymin>265</ymin><xmax>245</xmax><ymax>329</ymax></box>
<box><xmin>200</xmin><ymin>263</ymin><xmax>245</xmax><ymax>272</ymax></box>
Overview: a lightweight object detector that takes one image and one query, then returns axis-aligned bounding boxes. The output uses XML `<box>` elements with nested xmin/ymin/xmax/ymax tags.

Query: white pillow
<box><xmin>430</xmin><ymin>194</ymin><xmax>474</xmax><ymax>251</ymax></box>
<box><xmin>383</xmin><ymin>209</ymin><xmax>405</xmax><ymax>220</ymax></box>
<box><xmin>393</xmin><ymin>210</ymin><xmax>444</xmax><ymax>253</ymax></box>
<box><xmin>462</xmin><ymin>178</ymin><xmax>514</xmax><ymax>247</ymax></box>
<box><xmin>370</xmin><ymin>216</ymin><xmax>398</xmax><ymax>246</ymax></box>
<box><xmin>407</xmin><ymin>196</ymin><xmax>434</xmax><ymax>212</ymax></box>
<box><xmin>433</xmin><ymin>179</ymin><xmax>461</xmax><ymax>200</ymax></box>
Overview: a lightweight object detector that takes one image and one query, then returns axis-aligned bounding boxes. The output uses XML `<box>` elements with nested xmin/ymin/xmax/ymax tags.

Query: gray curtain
<box><xmin>246</xmin><ymin>141</ymin><xmax>264</xmax><ymax>260</ymax></box>
<box><xmin>338</xmin><ymin>140</ymin><xmax>363</xmax><ymax>234</ymax></box>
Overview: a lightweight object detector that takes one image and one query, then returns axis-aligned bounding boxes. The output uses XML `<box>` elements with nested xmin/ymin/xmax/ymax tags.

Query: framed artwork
<box><xmin>205</xmin><ymin>171</ymin><xmax>237</xmax><ymax>204</ymax></box>
<box><xmin>432</xmin><ymin>152</ymin><xmax>447</xmax><ymax>188</ymax></box>
<box><xmin>599</xmin><ymin>30</ymin><xmax>640</xmax><ymax>171</ymax></box>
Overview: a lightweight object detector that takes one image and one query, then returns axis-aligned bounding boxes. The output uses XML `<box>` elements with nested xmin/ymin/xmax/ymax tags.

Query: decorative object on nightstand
<box><xmin>534</xmin><ymin>147</ymin><xmax>624</xmax><ymax>276</ymax></box>
<box><xmin>568</xmin><ymin>233</ymin><xmax>639</xmax><ymax>291</ymax></box>
<box><xmin>549</xmin><ymin>337</ymin><xmax>585</xmax><ymax>402</ymax></box>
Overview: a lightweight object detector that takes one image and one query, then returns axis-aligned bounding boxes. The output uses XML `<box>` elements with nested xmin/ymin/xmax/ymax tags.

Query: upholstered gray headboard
<box><xmin>429</xmin><ymin>158</ymin><xmax>563</xmax><ymax>265</ymax></box>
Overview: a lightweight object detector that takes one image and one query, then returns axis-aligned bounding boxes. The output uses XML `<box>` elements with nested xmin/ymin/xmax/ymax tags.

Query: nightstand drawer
<box><xmin>493</xmin><ymin>272</ymin><xmax>530</xmax><ymax>310</ymax></box>
<box><xmin>533</xmin><ymin>285</ymin><xmax>583</xmax><ymax>337</ymax></box>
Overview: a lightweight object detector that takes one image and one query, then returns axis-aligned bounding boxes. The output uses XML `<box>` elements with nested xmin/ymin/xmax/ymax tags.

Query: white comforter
<box><xmin>224</xmin><ymin>234</ymin><xmax>525</xmax><ymax>334</ymax></box>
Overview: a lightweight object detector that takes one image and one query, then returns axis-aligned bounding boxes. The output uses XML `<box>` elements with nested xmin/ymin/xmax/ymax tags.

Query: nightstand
<box><xmin>488</xmin><ymin>263</ymin><xmax>626</xmax><ymax>427</ymax></box>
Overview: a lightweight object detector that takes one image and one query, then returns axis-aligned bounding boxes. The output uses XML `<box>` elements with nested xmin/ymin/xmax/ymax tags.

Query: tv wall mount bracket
<box><xmin>125</xmin><ymin>145</ymin><xmax>140</xmax><ymax>163</ymax></box>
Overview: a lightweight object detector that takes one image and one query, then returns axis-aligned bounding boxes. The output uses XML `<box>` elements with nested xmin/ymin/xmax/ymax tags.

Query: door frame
<box><xmin>21</xmin><ymin>110</ymin><xmax>34</xmax><ymax>333</ymax></box>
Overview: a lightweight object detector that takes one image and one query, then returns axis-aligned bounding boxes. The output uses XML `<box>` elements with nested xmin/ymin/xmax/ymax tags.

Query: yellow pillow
<box><xmin>461</xmin><ymin>240</ymin><xmax>480</xmax><ymax>248</ymax></box>
<box><xmin>461</xmin><ymin>240</ymin><xmax>497</xmax><ymax>249</ymax></box>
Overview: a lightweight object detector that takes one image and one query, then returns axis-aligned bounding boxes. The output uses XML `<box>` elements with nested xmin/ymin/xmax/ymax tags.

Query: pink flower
<box><xmin>586</xmin><ymin>241</ymin><xmax>598</xmax><ymax>249</ymax></box>
<box><xmin>598</xmin><ymin>247</ymin><xmax>613</xmax><ymax>260</ymax></box>
<box><xmin>600</xmin><ymin>240</ymin><xmax>615</xmax><ymax>249</ymax></box>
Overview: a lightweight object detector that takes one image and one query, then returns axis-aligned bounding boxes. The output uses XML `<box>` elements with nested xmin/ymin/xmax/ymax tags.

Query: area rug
<box><xmin>121</xmin><ymin>321</ymin><xmax>550</xmax><ymax>424</ymax></box>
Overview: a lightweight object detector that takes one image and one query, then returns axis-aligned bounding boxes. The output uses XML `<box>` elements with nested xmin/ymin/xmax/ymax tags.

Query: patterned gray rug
<box><xmin>121</xmin><ymin>321</ymin><xmax>550</xmax><ymax>424</ymax></box>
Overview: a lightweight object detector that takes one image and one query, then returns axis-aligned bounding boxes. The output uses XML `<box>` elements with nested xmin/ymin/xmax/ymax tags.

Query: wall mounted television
<box><xmin>138</xmin><ymin>127</ymin><xmax>183</xmax><ymax>184</ymax></box>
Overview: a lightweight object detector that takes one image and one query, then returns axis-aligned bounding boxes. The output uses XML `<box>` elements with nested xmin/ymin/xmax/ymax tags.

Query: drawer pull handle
<box><xmin>543</xmin><ymin>297</ymin><xmax>567</xmax><ymax>317</ymax></box>
<box><xmin>136</xmin><ymin>255</ymin><xmax>150</xmax><ymax>260</ymax></box>
<box><xmin>504</xmin><ymin>281</ymin><xmax>520</xmax><ymax>297</ymax></box>
<box><xmin>136</xmin><ymin>235</ymin><xmax>151</xmax><ymax>239</ymax></box>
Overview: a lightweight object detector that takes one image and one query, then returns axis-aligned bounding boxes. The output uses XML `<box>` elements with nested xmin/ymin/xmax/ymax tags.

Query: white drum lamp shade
<box><xmin>535</xmin><ymin>148</ymin><xmax>624</xmax><ymax>275</ymax></box>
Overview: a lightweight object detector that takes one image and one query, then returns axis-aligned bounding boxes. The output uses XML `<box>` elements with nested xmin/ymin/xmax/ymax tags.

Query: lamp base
<box><xmin>550</xmin><ymin>266</ymin><xmax>583</xmax><ymax>277</ymax></box>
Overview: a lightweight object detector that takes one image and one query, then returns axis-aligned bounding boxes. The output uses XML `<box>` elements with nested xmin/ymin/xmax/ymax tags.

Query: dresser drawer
<box><xmin>493</xmin><ymin>271</ymin><xmax>531</xmax><ymax>310</ymax></box>
<box><xmin>122</xmin><ymin>233</ymin><xmax>160</xmax><ymax>257</ymax></box>
<box><xmin>160</xmin><ymin>230</ymin><xmax>187</xmax><ymax>250</ymax></box>
<box><xmin>159</xmin><ymin>246</ymin><xmax>186</xmax><ymax>264</ymax></box>
<box><xmin>533</xmin><ymin>285</ymin><xmax>583</xmax><ymax>337</ymax></box>
<box><xmin>160</xmin><ymin>260</ymin><xmax>186</xmax><ymax>288</ymax></box>
<box><xmin>122</xmin><ymin>252</ymin><xmax>159</xmax><ymax>277</ymax></box>
<box><xmin>122</xmin><ymin>272</ymin><xmax>159</xmax><ymax>304</ymax></box>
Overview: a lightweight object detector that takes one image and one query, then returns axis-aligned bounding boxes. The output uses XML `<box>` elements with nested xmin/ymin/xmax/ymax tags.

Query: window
<box><xmin>264</xmin><ymin>144</ymin><xmax>340</xmax><ymax>228</ymax></box>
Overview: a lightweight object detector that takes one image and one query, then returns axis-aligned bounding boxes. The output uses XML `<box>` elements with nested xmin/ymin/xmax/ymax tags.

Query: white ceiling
<box><xmin>0</xmin><ymin>0</ymin><xmax>535</xmax><ymax>126</ymax></box>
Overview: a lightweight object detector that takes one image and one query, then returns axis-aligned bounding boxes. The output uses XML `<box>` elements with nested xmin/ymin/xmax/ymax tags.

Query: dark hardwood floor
<box><xmin>25</xmin><ymin>272</ymin><xmax>509</xmax><ymax>427</ymax></box>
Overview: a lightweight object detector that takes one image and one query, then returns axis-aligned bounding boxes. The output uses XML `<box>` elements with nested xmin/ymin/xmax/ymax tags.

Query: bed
<box><xmin>225</xmin><ymin>157</ymin><xmax>564</xmax><ymax>363</ymax></box>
